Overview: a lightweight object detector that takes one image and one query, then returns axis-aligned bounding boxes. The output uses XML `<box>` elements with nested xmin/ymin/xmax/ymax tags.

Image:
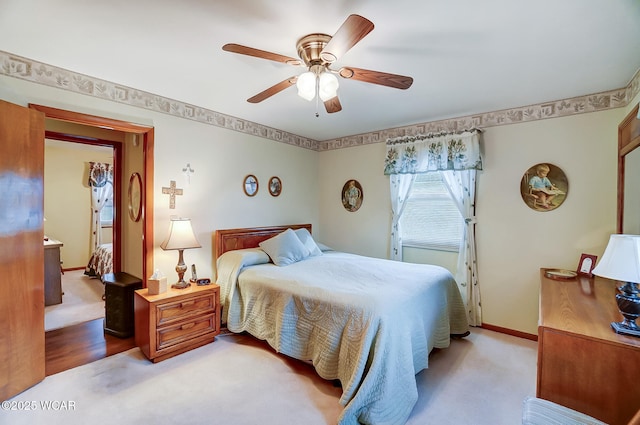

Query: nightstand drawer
<box><xmin>156</xmin><ymin>293</ymin><xmax>214</xmax><ymax>326</ymax></box>
<box><xmin>157</xmin><ymin>313</ymin><xmax>216</xmax><ymax>350</ymax></box>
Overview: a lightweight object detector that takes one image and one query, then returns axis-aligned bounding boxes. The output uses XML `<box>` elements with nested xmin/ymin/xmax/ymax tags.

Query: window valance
<box><xmin>88</xmin><ymin>162</ymin><xmax>113</xmax><ymax>187</ymax></box>
<box><xmin>384</xmin><ymin>129</ymin><xmax>482</xmax><ymax>175</ymax></box>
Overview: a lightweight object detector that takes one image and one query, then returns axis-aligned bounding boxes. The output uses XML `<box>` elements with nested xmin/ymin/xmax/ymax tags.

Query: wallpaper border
<box><xmin>0</xmin><ymin>51</ymin><xmax>317</xmax><ymax>150</ymax></box>
<box><xmin>320</xmin><ymin>68</ymin><xmax>640</xmax><ymax>151</ymax></box>
<box><xmin>1</xmin><ymin>50</ymin><xmax>638</xmax><ymax>152</ymax></box>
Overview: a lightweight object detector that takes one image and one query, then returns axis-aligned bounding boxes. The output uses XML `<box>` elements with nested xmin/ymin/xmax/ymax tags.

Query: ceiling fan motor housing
<box><xmin>296</xmin><ymin>34</ymin><xmax>332</xmax><ymax>67</ymax></box>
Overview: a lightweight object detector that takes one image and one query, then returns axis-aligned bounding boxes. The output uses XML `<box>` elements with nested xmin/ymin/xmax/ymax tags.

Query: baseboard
<box><xmin>480</xmin><ymin>323</ymin><xmax>538</xmax><ymax>341</ymax></box>
<box><xmin>62</xmin><ymin>266</ymin><xmax>86</xmax><ymax>272</ymax></box>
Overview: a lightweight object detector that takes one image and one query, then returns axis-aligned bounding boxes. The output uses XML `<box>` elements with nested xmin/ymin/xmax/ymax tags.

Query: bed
<box><xmin>84</xmin><ymin>242</ymin><xmax>113</xmax><ymax>277</ymax></box>
<box><xmin>214</xmin><ymin>224</ymin><xmax>469</xmax><ymax>425</ymax></box>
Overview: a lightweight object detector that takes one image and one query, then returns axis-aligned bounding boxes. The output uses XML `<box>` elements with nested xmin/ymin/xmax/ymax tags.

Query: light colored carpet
<box><xmin>45</xmin><ymin>270</ymin><xmax>105</xmax><ymax>331</ymax></box>
<box><xmin>3</xmin><ymin>327</ymin><xmax>537</xmax><ymax>424</ymax></box>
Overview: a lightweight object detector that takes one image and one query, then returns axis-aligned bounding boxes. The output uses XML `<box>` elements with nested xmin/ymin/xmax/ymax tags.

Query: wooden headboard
<box><xmin>213</xmin><ymin>224</ymin><xmax>312</xmax><ymax>259</ymax></box>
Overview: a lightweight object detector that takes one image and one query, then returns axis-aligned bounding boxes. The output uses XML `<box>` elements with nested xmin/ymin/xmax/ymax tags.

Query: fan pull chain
<box><xmin>315</xmin><ymin>74</ymin><xmax>320</xmax><ymax>117</ymax></box>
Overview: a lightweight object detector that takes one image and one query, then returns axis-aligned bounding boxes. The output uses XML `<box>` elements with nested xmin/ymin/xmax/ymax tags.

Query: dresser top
<box><xmin>44</xmin><ymin>238</ymin><xmax>62</xmax><ymax>248</ymax></box>
<box><xmin>136</xmin><ymin>282</ymin><xmax>219</xmax><ymax>303</ymax></box>
<box><xmin>539</xmin><ymin>268</ymin><xmax>640</xmax><ymax>348</ymax></box>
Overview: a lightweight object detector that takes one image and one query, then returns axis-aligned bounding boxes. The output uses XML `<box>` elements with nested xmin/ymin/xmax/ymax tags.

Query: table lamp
<box><xmin>592</xmin><ymin>234</ymin><xmax>640</xmax><ymax>337</ymax></box>
<box><xmin>160</xmin><ymin>217</ymin><xmax>201</xmax><ymax>289</ymax></box>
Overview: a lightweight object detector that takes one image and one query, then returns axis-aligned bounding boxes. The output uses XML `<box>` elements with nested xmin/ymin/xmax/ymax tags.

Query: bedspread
<box><xmin>216</xmin><ymin>249</ymin><xmax>469</xmax><ymax>425</ymax></box>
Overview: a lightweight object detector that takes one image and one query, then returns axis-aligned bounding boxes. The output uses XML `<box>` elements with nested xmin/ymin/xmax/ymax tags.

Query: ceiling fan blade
<box><xmin>320</xmin><ymin>15</ymin><xmax>374</xmax><ymax>63</ymax></box>
<box><xmin>247</xmin><ymin>76</ymin><xmax>298</xmax><ymax>103</ymax></box>
<box><xmin>338</xmin><ymin>67</ymin><xmax>413</xmax><ymax>90</ymax></box>
<box><xmin>324</xmin><ymin>96</ymin><xmax>342</xmax><ymax>113</ymax></box>
<box><xmin>223</xmin><ymin>43</ymin><xmax>302</xmax><ymax>66</ymax></box>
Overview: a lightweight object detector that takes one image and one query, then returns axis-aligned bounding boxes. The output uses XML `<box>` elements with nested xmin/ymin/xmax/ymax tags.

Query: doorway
<box><xmin>30</xmin><ymin>104</ymin><xmax>155</xmax><ymax>282</ymax></box>
<box><xmin>29</xmin><ymin>104</ymin><xmax>155</xmax><ymax>372</ymax></box>
<box><xmin>44</xmin><ymin>138</ymin><xmax>115</xmax><ymax>331</ymax></box>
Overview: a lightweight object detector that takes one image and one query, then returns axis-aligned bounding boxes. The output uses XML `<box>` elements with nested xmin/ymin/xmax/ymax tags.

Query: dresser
<box><xmin>44</xmin><ymin>238</ymin><xmax>63</xmax><ymax>306</ymax></box>
<box><xmin>134</xmin><ymin>284</ymin><xmax>220</xmax><ymax>363</ymax></box>
<box><xmin>537</xmin><ymin>269</ymin><xmax>640</xmax><ymax>425</ymax></box>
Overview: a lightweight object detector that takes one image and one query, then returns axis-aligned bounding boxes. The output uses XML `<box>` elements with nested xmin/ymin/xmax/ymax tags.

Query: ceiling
<box><xmin>2</xmin><ymin>0</ymin><xmax>639</xmax><ymax>142</ymax></box>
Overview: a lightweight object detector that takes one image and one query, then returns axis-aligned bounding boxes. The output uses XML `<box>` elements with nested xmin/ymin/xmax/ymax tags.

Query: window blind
<box><xmin>400</xmin><ymin>172</ymin><xmax>463</xmax><ymax>252</ymax></box>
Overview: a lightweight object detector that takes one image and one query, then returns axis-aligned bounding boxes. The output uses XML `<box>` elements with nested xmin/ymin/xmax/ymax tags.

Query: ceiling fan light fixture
<box><xmin>318</xmin><ymin>72</ymin><xmax>339</xmax><ymax>101</ymax></box>
<box><xmin>296</xmin><ymin>71</ymin><xmax>316</xmax><ymax>101</ymax></box>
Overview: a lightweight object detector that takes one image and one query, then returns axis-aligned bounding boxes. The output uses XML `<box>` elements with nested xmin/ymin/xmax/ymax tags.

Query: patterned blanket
<box><xmin>84</xmin><ymin>243</ymin><xmax>112</xmax><ymax>277</ymax></box>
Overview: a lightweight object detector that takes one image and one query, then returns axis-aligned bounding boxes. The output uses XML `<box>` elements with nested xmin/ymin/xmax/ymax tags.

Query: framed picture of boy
<box><xmin>520</xmin><ymin>163</ymin><xmax>568</xmax><ymax>212</ymax></box>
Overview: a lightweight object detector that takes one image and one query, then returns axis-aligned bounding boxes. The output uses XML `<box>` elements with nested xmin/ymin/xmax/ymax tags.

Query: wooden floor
<box><xmin>45</xmin><ymin>318</ymin><xmax>136</xmax><ymax>376</ymax></box>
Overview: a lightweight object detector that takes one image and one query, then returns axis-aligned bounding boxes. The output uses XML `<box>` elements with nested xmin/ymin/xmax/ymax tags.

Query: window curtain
<box><xmin>384</xmin><ymin>129</ymin><xmax>482</xmax><ymax>325</ymax></box>
<box><xmin>389</xmin><ymin>174</ymin><xmax>416</xmax><ymax>260</ymax></box>
<box><xmin>442</xmin><ymin>169</ymin><xmax>481</xmax><ymax>326</ymax></box>
<box><xmin>88</xmin><ymin>162</ymin><xmax>113</xmax><ymax>252</ymax></box>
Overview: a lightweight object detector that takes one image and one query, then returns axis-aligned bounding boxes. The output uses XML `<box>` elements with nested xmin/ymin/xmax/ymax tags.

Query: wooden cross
<box><xmin>162</xmin><ymin>180</ymin><xmax>183</xmax><ymax>209</ymax></box>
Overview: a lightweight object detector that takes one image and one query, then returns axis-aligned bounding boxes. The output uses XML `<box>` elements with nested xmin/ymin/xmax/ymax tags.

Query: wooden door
<box><xmin>0</xmin><ymin>99</ymin><xmax>45</xmax><ymax>400</ymax></box>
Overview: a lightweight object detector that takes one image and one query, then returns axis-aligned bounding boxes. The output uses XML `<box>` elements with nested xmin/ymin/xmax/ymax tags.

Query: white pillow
<box><xmin>294</xmin><ymin>228</ymin><xmax>323</xmax><ymax>257</ymax></box>
<box><xmin>259</xmin><ymin>228</ymin><xmax>310</xmax><ymax>266</ymax></box>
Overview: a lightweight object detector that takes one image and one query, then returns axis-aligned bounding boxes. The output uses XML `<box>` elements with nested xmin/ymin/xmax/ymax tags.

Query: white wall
<box><xmin>150</xmin><ymin>112</ymin><xmax>319</xmax><ymax>281</ymax></box>
<box><xmin>318</xmin><ymin>142</ymin><xmax>390</xmax><ymax>257</ymax></box>
<box><xmin>477</xmin><ymin>111</ymin><xmax>621</xmax><ymax>333</ymax></box>
<box><xmin>319</xmin><ymin>108</ymin><xmax>626</xmax><ymax>335</ymax></box>
<box><xmin>1</xmin><ymin>75</ymin><xmax>319</xmax><ymax>285</ymax></box>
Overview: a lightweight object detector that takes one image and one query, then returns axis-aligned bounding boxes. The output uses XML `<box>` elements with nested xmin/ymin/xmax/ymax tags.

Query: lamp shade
<box><xmin>296</xmin><ymin>71</ymin><xmax>316</xmax><ymax>101</ymax></box>
<box><xmin>318</xmin><ymin>72</ymin><xmax>339</xmax><ymax>101</ymax></box>
<box><xmin>592</xmin><ymin>234</ymin><xmax>640</xmax><ymax>283</ymax></box>
<box><xmin>160</xmin><ymin>218</ymin><xmax>201</xmax><ymax>250</ymax></box>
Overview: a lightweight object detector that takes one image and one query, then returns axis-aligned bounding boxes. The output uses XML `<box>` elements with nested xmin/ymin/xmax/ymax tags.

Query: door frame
<box><xmin>29</xmin><ymin>104</ymin><xmax>154</xmax><ymax>282</ymax></box>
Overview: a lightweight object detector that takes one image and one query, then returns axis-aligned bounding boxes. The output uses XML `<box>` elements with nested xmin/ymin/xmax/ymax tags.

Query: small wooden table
<box><xmin>537</xmin><ymin>269</ymin><xmax>640</xmax><ymax>424</ymax></box>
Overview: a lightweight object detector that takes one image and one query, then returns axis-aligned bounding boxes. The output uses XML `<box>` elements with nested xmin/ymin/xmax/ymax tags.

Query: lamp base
<box><xmin>611</xmin><ymin>321</ymin><xmax>640</xmax><ymax>337</ymax></box>
<box><xmin>612</xmin><ymin>281</ymin><xmax>640</xmax><ymax>338</ymax></box>
<box><xmin>171</xmin><ymin>280</ymin><xmax>191</xmax><ymax>290</ymax></box>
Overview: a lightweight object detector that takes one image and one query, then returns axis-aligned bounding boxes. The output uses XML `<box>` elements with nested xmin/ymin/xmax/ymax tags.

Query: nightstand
<box><xmin>134</xmin><ymin>283</ymin><xmax>220</xmax><ymax>363</ymax></box>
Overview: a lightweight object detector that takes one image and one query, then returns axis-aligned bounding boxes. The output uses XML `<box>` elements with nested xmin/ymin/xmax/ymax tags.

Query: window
<box><xmin>400</xmin><ymin>172</ymin><xmax>463</xmax><ymax>252</ymax></box>
<box><xmin>100</xmin><ymin>198</ymin><xmax>114</xmax><ymax>226</ymax></box>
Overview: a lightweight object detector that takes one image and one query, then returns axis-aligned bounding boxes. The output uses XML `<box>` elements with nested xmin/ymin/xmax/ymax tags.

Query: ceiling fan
<box><xmin>222</xmin><ymin>14</ymin><xmax>413</xmax><ymax>115</ymax></box>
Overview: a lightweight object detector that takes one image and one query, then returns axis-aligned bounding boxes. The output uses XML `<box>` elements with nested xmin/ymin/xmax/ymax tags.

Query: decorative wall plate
<box><xmin>243</xmin><ymin>174</ymin><xmax>258</xmax><ymax>197</ymax></box>
<box><xmin>520</xmin><ymin>163</ymin><xmax>568</xmax><ymax>212</ymax></box>
<box><xmin>342</xmin><ymin>179</ymin><xmax>363</xmax><ymax>212</ymax></box>
<box><xmin>268</xmin><ymin>176</ymin><xmax>282</xmax><ymax>197</ymax></box>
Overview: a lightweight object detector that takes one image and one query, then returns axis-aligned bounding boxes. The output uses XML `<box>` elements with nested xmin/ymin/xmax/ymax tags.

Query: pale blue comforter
<box><xmin>216</xmin><ymin>249</ymin><xmax>469</xmax><ymax>425</ymax></box>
